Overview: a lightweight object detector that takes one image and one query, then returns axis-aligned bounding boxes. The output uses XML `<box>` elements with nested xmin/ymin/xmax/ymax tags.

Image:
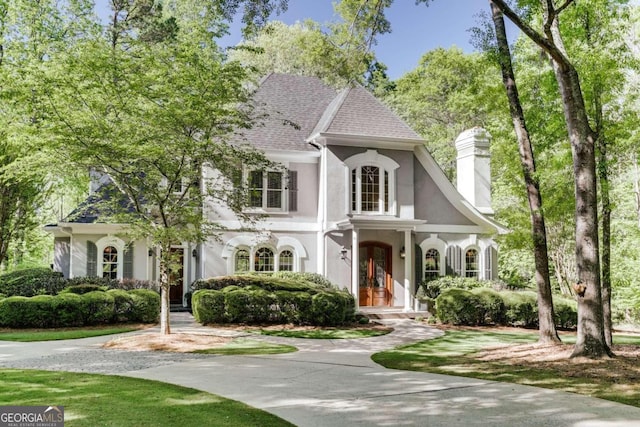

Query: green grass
<box><xmin>0</xmin><ymin>326</ymin><xmax>144</xmax><ymax>342</ymax></box>
<box><xmin>257</xmin><ymin>328</ymin><xmax>391</xmax><ymax>339</ymax></box>
<box><xmin>372</xmin><ymin>330</ymin><xmax>640</xmax><ymax>408</ymax></box>
<box><xmin>0</xmin><ymin>369</ymin><xmax>293</xmax><ymax>426</ymax></box>
<box><xmin>194</xmin><ymin>338</ymin><xmax>297</xmax><ymax>355</ymax></box>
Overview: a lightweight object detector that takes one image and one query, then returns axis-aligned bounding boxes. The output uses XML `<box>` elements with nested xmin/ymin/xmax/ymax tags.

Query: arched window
<box><xmin>279</xmin><ymin>250</ymin><xmax>294</xmax><ymax>271</ymax></box>
<box><xmin>255</xmin><ymin>247</ymin><xmax>274</xmax><ymax>272</ymax></box>
<box><xmin>234</xmin><ymin>249</ymin><xmax>250</xmax><ymax>273</ymax></box>
<box><xmin>424</xmin><ymin>249</ymin><xmax>440</xmax><ymax>281</ymax></box>
<box><xmin>346</xmin><ymin>150</ymin><xmax>398</xmax><ymax>215</ymax></box>
<box><xmin>102</xmin><ymin>246</ymin><xmax>118</xmax><ymax>279</ymax></box>
<box><xmin>465</xmin><ymin>249</ymin><xmax>479</xmax><ymax>278</ymax></box>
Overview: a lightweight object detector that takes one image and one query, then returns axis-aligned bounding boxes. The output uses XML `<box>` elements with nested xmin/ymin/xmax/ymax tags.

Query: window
<box><xmin>255</xmin><ymin>247</ymin><xmax>274</xmax><ymax>272</ymax></box>
<box><xmin>465</xmin><ymin>249</ymin><xmax>479</xmax><ymax>278</ymax></box>
<box><xmin>424</xmin><ymin>249</ymin><xmax>440</xmax><ymax>281</ymax></box>
<box><xmin>345</xmin><ymin>150</ymin><xmax>398</xmax><ymax>215</ymax></box>
<box><xmin>248</xmin><ymin>170</ymin><xmax>285</xmax><ymax>210</ymax></box>
<box><xmin>103</xmin><ymin>246</ymin><xmax>118</xmax><ymax>279</ymax></box>
<box><xmin>234</xmin><ymin>249</ymin><xmax>250</xmax><ymax>273</ymax></box>
<box><xmin>279</xmin><ymin>250</ymin><xmax>294</xmax><ymax>271</ymax></box>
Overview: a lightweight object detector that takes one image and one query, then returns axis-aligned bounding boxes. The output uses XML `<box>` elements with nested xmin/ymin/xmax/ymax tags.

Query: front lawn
<box><xmin>0</xmin><ymin>325</ymin><xmax>145</xmax><ymax>342</ymax></box>
<box><xmin>0</xmin><ymin>369</ymin><xmax>293</xmax><ymax>427</ymax></box>
<box><xmin>372</xmin><ymin>328</ymin><xmax>640</xmax><ymax>408</ymax></box>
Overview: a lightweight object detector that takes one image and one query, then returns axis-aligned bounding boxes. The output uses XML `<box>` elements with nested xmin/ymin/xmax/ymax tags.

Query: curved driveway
<box><xmin>2</xmin><ymin>313</ymin><xmax>640</xmax><ymax>427</ymax></box>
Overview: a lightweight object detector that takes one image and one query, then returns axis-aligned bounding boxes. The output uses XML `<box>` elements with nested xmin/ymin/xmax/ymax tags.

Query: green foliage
<box><xmin>554</xmin><ymin>297</ymin><xmax>578</xmax><ymax>329</ymax></box>
<box><xmin>128</xmin><ymin>289</ymin><xmax>161</xmax><ymax>323</ymax></box>
<box><xmin>61</xmin><ymin>284</ymin><xmax>109</xmax><ymax>294</ymax></box>
<box><xmin>0</xmin><ymin>268</ymin><xmax>66</xmax><ymax>297</ymax></box>
<box><xmin>435</xmin><ymin>289</ymin><xmax>482</xmax><ymax>326</ymax></box>
<box><xmin>471</xmin><ymin>288</ymin><xmax>506</xmax><ymax>325</ymax></box>
<box><xmin>0</xmin><ymin>289</ymin><xmax>158</xmax><ymax>328</ymax></box>
<box><xmin>65</xmin><ymin>276</ymin><xmax>119</xmax><ymax>289</ymax></box>
<box><xmin>191</xmin><ymin>276</ymin><xmax>355</xmax><ymax>327</ymax></box>
<box><xmin>502</xmin><ymin>291</ymin><xmax>539</xmax><ymax>328</ymax></box>
<box><xmin>192</xmin><ymin>275</ymin><xmax>330</xmax><ymax>293</ymax></box>
<box><xmin>417</xmin><ymin>276</ymin><xmax>491</xmax><ymax>300</ymax></box>
<box><xmin>271</xmin><ymin>271</ymin><xmax>337</xmax><ymax>289</ymax></box>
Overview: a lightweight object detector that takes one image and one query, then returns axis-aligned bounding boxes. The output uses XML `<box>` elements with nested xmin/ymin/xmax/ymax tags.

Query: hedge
<box><xmin>0</xmin><ymin>289</ymin><xmax>160</xmax><ymax>328</ymax></box>
<box><xmin>192</xmin><ymin>287</ymin><xmax>355</xmax><ymax>326</ymax></box>
<box><xmin>191</xmin><ymin>275</ymin><xmax>334</xmax><ymax>293</ymax></box>
<box><xmin>435</xmin><ymin>288</ymin><xmax>578</xmax><ymax>329</ymax></box>
<box><xmin>0</xmin><ymin>268</ymin><xmax>67</xmax><ymax>297</ymax></box>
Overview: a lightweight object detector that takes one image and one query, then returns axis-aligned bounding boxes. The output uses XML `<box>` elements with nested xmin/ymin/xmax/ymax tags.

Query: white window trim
<box><xmin>243</xmin><ymin>166</ymin><xmax>289</xmax><ymax>213</ymax></box>
<box><xmin>463</xmin><ymin>246</ymin><xmax>481</xmax><ymax>278</ymax></box>
<box><xmin>95</xmin><ymin>236</ymin><xmax>126</xmax><ymax>280</ymax></box>
<box><xmin>344</xmin><ymin>150</ymin><xmax>399</xmax><ymax>216</ymax></box>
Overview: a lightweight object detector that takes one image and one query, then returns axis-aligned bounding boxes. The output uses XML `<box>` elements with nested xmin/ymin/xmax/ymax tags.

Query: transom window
<box><xmin>465</xmin><ymin>249</ymin><xmax>479</xmax><ymax>278</ymax></box>
<box><xmin>345</xmin><ymin>150</ymin><xmax>398</xmax><ymax>215</ymax></box>
<box><xmin>102</xmin><ymin>246</ymin><xmax>118</xmax><ymax>279</ymax></box>
<box><xmin>424</xmin><ymin>249</ymin><xmax>440</xmax><ymax>281</ymax></box>
<box><xmin>248</xmin><ymin>170</ymin><xmax>285</xmax><ymax>210</ymax></box>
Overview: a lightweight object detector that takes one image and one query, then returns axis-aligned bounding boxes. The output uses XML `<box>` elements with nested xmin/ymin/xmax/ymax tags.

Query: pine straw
<box><xmin>102</xmin><ymin>333</ymin><xmax>233</xmax><ymax>352</ymax></box>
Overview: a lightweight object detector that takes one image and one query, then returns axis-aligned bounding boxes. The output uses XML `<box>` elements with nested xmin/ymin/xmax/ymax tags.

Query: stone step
<box><xmin>358</xmin><ymin>307</ymin><xmax>430</xmax><ymax>320</ymax></box>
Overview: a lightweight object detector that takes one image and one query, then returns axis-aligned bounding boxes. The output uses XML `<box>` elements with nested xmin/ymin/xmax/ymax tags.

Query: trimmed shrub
<box><xmin>472</xmin><ymin>288</ymin><xmax>506</xmax><ymax>325</ymax></box>
<box><xmin>225</xmin><ymin>289</ymin><xmax>252</xmax><ymax>323</ymax></box>
<box><xmin>107</xmin><ymin>289</ymin><xmax>136</xmax><ymax>323</ymax></box>
<box><xmin>271</xmin><ymin>272</ymin><xmax>337</xmax><ymax>289</ymax></box>
<box><xmin>192</xmin><ymin>290</ymin><xmax>225</xmax><ymax>324</ymax></box>
<box><xmin>309</xmin><ymin>291</ymin><xmax>353</xmax><ymax>326</ymax></box>
<box><xmin>82</xmin><ymin>291</ymin><xmax>115</xmax><ymax>325</ymax></box>
<box><xmin>192</xmin><ymin>275</ymin><xmax>318</xmax><ymax>293</ymax></box>
<box><xmin>0</xmin><ymin>297</ymin><xmax>29</xmax><ymax>327</ymax></box>
<box><xmin>435</xmin><ymin>288</ymin><xmax>482</xmax><ymax>325</ymax></box>
<box><xmin>503</xmin><ymin>291</ymin><xmax>538</xmax><ymax>327</ymax></box>
<box><xmin>0</xmin><ymin>268</ymin><xmax>66</xmax><ymax>297</ymax></box>
<box><xmin>128</xmin><ymin>289</ymin><xmax>160</xmax><ymax>323</ymax></box>
<box><xmin>52</xmin><ymin>293</ymin><xmax>85</xmax><ymax>327</ymax></box>
<box><xmin>61</xmin><ymin>284</ymin><xmax>109</xmax><ymax>295</ymax></box>
<box><xmin>554</xmin><ymin>297</ymin><xmax>578</xmax><ymax>329</ymax></box>
<box><xmin>117</xmin><ymin>278</ymin><xmax>160</xmax><ymax>292</ymax></box>
<box><xmin>418</xmin><ymin>276</ymin><xmax>489</xmax><ymax>300</ymax></box>
<box><xmin>65</xmin><ymin>276</ymin><xmax>118</xmax><ymax>289</ymax></box>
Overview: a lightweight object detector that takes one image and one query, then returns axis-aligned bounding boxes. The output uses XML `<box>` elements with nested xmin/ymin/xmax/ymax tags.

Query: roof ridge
<box><xmin>308</xmin><ymin>84</ymin><xmax>353</xmax><ymax>139</ymax></box>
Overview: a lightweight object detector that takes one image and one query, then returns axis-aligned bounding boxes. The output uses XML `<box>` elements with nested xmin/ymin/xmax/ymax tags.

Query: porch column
<box><xmin>404</xmin><ymin>229</ymin><xmax>412</xmax><ymax>312</ymax></box>
<box><xmin>351</xmin><ymin>227</ymin><xmax>359</xmax><ymax>307</ymax></box>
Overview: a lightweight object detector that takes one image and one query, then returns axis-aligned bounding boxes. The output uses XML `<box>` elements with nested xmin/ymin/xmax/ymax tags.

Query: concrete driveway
<box><xmin>2</xmin><ymin>313</ymin><xmax>640</xmax><ymax>426</ymax></box>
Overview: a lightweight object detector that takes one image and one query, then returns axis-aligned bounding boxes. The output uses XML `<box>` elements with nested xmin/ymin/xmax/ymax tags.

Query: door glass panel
<box><xmin>359</xmin><ymin>250</ymin><xmax>369</xmax><ymax>288</ymax></box>
<box><xmin>373</xmin><ymin>247</ymin><xmax>386</xmax><ymax>287</ymax></box>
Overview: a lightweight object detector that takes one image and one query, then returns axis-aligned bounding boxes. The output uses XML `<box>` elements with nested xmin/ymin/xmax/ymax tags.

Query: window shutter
<box><xmin>288</xmin><ymin>170</ymin><xmax>298</xmax><ymax>212</ymax></box>
<box><xmin>484</xmin><ymin>246</ymin><xmax>495</xmax><ymax>280</ymax></box>
<box><xmin>446</xmin><ymin>245</ymin><xmax>462</xmax><ymax>276</ymax></box>
<box><xmin>87</xmin><ymin>241</ymin><xmax>97</xmax><ymax>277</ymax></box>
<box><xmin>124</xmin><ymin>245</ymin><xmax>134</xmax><ymax>279</ymax></box>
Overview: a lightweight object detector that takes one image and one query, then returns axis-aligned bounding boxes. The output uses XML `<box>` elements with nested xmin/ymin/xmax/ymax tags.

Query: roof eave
<box><xmin>308</xmin><ymin>132</ymin><xmax>425</xmax><ymax>151</ymax></box>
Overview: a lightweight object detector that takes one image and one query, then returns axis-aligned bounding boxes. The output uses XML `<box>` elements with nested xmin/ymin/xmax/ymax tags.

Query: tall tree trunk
<box><xmin>159</xmin><ymin>243</ymin><xmax>171</xmax><ymax>335</ymax></box>
<box><xmin>490</xmin><ymin>1</ymin><xmax>559</xmax><ymax>343</ymax></box>
<box><xmin>593</xmin><ymin>89</ymin><xmax>613</xmax><ymax>347</ymax></box>
<box><xmin>491</xmin><ymin>0</ymin><xmax>611</xmax><ymax>358</ymax></box>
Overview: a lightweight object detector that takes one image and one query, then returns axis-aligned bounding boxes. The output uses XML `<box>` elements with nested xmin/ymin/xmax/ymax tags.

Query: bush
<box><xmin>81</xmin><ymin>291</ymin><xmax>115</xmax><ymax>325</ymax></box>
<box><xmin>117</xmin><ymin>278</ymin><xmax>160</xmax><ymax>292</ymax></box>
<box><xmin>128</xmin><ymin>289</ymin><xmax>160</xmax><ymax>323</ymax></box>
<box><xmin>0</xmin><ymin>268</ymin><xmax>66</xmax><ymax>297</ymax></box>
<box><xmin>436</xmin><ymin>288</ymin><xmax>482</xmax><ymax>325</ymax></box>
<box><xmin>472</xmin><ymin>288</ymin><xmax>506</xmax><ymax>325</ymax></box>
<box><xmin>192</xmin><ymin>290</ymin><xmax>225</xmax><ymax>324</ymax></box>
<box><xmin>52</xmin><ymin>293</ymin><xmax>85</xmax><ymax>327</ymax></box>
<box><xmin>192</xmin><ymin>275</ymin><xmax>318</xmax><ymax>293</ymax></box>
<box><xmin>418</xmin><ymin>276</ymin><xmax>489</xmax><ymax>300</ymax></box>
<box><xmin>309</xmin><ymin>291</ymin><xmax>354</xmax><ymax>326</ymax></box>
<box><xmin>65</xmin><ymin>276</ymin><xmax>118</xmax><ymax>289</ymax></box>
<box><xmin>503</xmin><ymin>291</ymin><xmax>538</xmax><ymax>327</ymax></box>
<box><xmin>107</xmin><ymin>289</ymin><xmax>136</xmax><ymax>323</ymax></box>
<box><xmin>271</xmin><ymin>272</ymin><xmax>337</xmax><ymax>289</ymax></box>
<box><xmin>61</xmin><ymin>284</ymin><xmax>109</xmax><ymax>295</ymax></box>
<box><xmin>554</xmin><ymin>297</ymin><xmax>578</xmax><ymax>329</ymax></box>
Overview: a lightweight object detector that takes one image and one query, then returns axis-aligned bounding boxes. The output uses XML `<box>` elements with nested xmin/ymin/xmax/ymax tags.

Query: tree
<box><xmin>489</xmin><ymin>0</ymin><xmax>612</xmax><ymax>358</ymax></box>
<box><xmin>45</xmin><ymin>0</ymin><xmax>271</xmax><ymax>334</ymax></box>
<box><xmin>489</xmin><ymin>1</ymin><xmax>559</xmax><ymax>343</ymax></box>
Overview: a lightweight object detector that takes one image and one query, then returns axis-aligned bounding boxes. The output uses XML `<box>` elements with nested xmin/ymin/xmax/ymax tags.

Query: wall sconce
<box><xmin>148</xmin><ymin>248</ymin><xmax>154</xmax><ymax>257</ymax></box>
<box><xmin>192</xmin><ymin>248</ymin><xmax>198</xmax><ymax>259</ymax></box>
<box><xmin>340</xmin><ymin>246</ymin><xmax>348</xmax><ymax>260</ymax></box>
<box><xmin>400</xmin><ymin>246</ymin><xmax>406</xmax><ymax>259</ymax></box>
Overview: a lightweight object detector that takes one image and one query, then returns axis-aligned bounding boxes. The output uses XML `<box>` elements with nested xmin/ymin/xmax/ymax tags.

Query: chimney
<box><xmin>455</xmin><ymin>127</ymin><xmax>493</xmax><ymax>215</ymax></box>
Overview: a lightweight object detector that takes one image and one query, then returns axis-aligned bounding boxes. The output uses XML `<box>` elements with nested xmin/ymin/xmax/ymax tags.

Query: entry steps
<box><xmin>358</xmin><ymin>306</ymin><xmax>430</xmax><ymax>320</ymax></box>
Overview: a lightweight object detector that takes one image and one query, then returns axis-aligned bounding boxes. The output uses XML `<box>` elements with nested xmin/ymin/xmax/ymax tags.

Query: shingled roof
<box><xmin>243</xmin><ymin>73</ymin><xmax>423</xmax><ymax>151</ymax></box>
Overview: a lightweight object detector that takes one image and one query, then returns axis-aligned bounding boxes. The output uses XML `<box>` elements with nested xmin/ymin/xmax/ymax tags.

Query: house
<box><xmin>45</xmin><ymin>73</ymin><xmax>504</xmax><ymax>311</ymax></box>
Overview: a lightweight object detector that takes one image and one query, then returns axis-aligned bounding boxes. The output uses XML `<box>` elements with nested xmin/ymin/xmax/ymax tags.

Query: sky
<box><xmin>219</xmin><ymin>0</ymin><xmax>505</xmax><ymax>80</ymax></box>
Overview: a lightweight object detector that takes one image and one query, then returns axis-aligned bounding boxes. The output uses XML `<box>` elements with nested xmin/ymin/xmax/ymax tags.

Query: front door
<box><xmin>359</xmin><ymin>242</ymin><xmax>392</xmax><ymax>306</ymax></box>
<box><xmin>169</xmin><ymin>248</ymin><xmax>184</xmax><ymax>305</ymax></box>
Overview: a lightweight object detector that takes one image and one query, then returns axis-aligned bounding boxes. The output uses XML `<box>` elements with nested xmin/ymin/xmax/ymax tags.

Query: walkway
<box><xmin>2</xmin><ymin>313</ymin><xmax>640</xmax><ymax>426</ymax></box>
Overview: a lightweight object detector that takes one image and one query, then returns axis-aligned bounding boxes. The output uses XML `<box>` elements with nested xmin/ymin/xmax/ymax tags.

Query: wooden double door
<box><xmin>358</xmin><ymin>242</ymin><xmax>392</xmax><ymax>306</ymax></box>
